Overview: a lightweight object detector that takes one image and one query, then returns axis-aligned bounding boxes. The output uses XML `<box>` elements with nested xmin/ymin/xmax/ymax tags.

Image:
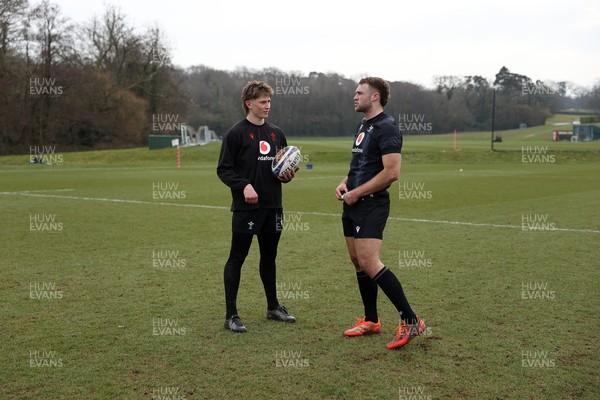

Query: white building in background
<box><xmin>180</xmin><ymin>124</ymin><xmax>219</xmax><ymax>146</ymax></box>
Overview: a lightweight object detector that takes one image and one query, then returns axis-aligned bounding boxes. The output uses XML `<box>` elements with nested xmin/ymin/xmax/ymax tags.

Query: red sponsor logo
<box><xmin>249</xmin><ymin>133</ymin><xmax>255</xmax><ymax>140</ymax></box>
<box><xmin>259</xmin><ymin>141</ymin><xmax>271</xmax><ymax>155</ymax></box>
<box><xmin>355</xmin><ymin>132</ymin><xmax>365</xmax><ymax>146</ymax></box>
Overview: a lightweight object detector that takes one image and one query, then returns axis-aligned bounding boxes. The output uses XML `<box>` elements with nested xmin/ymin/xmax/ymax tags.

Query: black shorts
<box><xmin>232</xmin><ymin>208</ymin><xmax>283</xmax><ymax>234</ymax></box>
<box><xmin>342</xmin><ymin>198</ymin><xmax>389</xmax><ymax>239</ymax></box>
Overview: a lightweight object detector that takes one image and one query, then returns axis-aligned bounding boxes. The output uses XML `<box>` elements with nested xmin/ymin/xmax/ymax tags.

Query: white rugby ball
<box><xmin>272</xmin><ymin>146</ymin><xmax>302</xmax><ymax>177</ymax></box>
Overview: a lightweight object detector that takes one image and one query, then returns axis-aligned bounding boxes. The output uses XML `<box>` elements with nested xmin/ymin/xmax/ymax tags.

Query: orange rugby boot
<box><xmin>343</xmin><ymin>317</ymin><xmax>381</xmax><ymax>337</ymax></box>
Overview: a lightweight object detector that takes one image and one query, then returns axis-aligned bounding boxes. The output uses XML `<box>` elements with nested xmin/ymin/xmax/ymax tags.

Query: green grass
<box><xmin>1</xmin><ymin>123</ymin><xmax>600</xmax><ymax>399</ymax></box>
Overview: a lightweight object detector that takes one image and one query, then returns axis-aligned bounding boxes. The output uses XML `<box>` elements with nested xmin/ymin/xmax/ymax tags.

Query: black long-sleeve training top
<box><xmin>217</xmin><ymin>119</ymin><xmax>288</xmax><ymax>211</ymax></box>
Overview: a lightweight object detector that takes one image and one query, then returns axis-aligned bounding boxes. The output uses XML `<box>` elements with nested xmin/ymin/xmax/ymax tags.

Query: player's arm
<box><xmin>216</xmin><ymin>133</ymin><xmax>258</xmax><ymax>204</ymax></box>
<box><xmin>335</xmin><ymin>176</ymin><xmax>349</xmax><ymax>201</ymax></box>
<box><xmin>342</xmin><ymin>153</ymin><xmax>401</xmax><ymax>206</ymax></box>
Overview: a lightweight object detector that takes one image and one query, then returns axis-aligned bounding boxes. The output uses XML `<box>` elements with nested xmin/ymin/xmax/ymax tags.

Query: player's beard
<box><xmin>355</xmin><ymin>102</ymin><xmax>371</xmax><ymax>114</ymax></box>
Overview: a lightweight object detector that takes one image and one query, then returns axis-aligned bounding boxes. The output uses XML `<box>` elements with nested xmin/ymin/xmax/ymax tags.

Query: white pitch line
<box><xmin>294</xmin><ymin>211</ymin><xmax>600</xmax><ymax>233</ymax></box>
<box><xmin>1</xmin><ymin>191</ymin><xmax>599</xmax><ymax>234</ymax></box>
<box><xmin>9</xmin><ymin>188</ymin><xmax>76</xmax><ymax>194</ymax></box>
<box><xmin>0</xmin><ymin>191</ymin><xmax>228</xmax><ymax>210</ymax></box>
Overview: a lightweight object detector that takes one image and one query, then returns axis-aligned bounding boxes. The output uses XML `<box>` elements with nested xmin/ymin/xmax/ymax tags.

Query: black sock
<box><xmin>224</xmin><ymin>232</ymin><xmax>253</xmax><ymax>319</ymax></box>
<box><xmin>357</xmin><ymin>271</ymin><xmax>378</xmax><ymax>322</ymax></box>
<box><xmin>224</xmin><ymin>261</ymin><xmax>242</xmax><ymax>319</ymax></box>
<box><xmin>258</xmin><ymin>232</ymin><xmax>281</xmax><ymax>311</ymax></box>
<box><xmin>373</xmin><ymin>267</ymin><xmax>417</xmax><ymax>324</ymax></box>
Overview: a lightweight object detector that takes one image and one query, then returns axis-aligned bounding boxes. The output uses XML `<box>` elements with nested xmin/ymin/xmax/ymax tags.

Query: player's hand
<box><xmin>335</xmin><ymin>182</ymin><xmax>348</xmax><ymax>201</ymax></box>
<box><xmin>341</xmin><ymin>190</ymin><xmax>359</xmax><ymax>206</ymax></box>
<box><xmin>243</xmin><ymin>184</ymin><xmax>258</xmax><ymax>204</ymax></box>
<box><xmin>277</xmin><ymin>168</ymin><xmax>296</xmax><ymax>182</ymax></box>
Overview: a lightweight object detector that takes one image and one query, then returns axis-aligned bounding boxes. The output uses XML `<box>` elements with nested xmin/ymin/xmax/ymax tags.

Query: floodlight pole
<box><xmin>491</xmin><ymin>87</ymin><xmax>496</xmax><ymax>152</ymax></box>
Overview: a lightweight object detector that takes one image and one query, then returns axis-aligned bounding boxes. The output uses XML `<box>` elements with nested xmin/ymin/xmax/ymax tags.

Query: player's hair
<box><xmin>359</xmin><ymin>77</ymin><xmax>391</xmax><ymax>107</ymax></box>
<box><xmin>241</xmin><ymin>80</ymin><xmax>274</xmax><ymax>114</ymax></box>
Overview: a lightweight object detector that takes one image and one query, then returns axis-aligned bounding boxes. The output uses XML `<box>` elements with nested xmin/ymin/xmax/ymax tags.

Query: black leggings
<box><xmin>224</xmin><ymin>231</ymin><xmax>281</xmax><ymax>318</ymax></box>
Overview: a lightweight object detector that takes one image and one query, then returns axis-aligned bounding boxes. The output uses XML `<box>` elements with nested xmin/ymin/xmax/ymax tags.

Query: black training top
<box><xmin>346</xmin><ymin>112</ymin><xmax>403</xmax><ymax>199</ymax></box>
<box><xmin>217</xmin><ymin>119</ymin><xmax>287</xmax><ymax>211</ymax></box>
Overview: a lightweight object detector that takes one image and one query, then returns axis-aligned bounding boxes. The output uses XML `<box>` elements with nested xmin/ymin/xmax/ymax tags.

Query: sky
<box><xmin>50</xmin><ymin>0</ymin><xmax>600</xmax><ymax>89</ymax></box>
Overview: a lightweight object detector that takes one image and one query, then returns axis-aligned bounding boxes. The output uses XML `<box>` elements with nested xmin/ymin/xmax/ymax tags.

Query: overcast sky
<box><xmin>51</xmin><ymin>0</ymin><xmax>599</xmax><ymax>89</ymax></box>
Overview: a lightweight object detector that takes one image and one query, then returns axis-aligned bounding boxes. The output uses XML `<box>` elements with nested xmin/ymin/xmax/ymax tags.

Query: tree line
<box><xmin>1</xmin><ymin>0</ymin><xmax>599</xmax><ymax>155</ymax></box>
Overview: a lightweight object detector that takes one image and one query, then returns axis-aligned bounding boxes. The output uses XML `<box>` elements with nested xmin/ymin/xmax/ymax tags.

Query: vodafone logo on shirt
<box><xmin>259</xmin><ymin>141</ymin><xmax>271</xmax><ymax>155</ymax></box>
<box><xmin>258</xmin><ymin>140</ymin><xmax>274</xmax><ymax>160</ymax></box>
<box><xmin>355</xmin><ymin>132</ymin><xmax>365</xmax><ymax>146</ymax></box>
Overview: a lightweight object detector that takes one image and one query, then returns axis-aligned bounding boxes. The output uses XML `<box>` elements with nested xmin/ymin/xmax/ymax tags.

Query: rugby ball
<box><xmin>272</xmin><ymin>146</ymin><xmax>302</xmax><ymax>177</ymax></box>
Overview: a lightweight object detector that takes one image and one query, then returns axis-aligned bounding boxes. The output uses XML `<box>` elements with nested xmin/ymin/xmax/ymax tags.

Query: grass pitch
<box><xmin>1</xmin><ymin>124</ymin><xmax>599</xmax><ymax>399</ymax></box>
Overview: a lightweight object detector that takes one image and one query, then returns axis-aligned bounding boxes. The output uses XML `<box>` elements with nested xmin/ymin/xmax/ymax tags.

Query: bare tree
<box><xmin>30</xmin><ymin>0</ymin><xmax>72</xmax><ymax>72</ymax></box>
<box><xmin>26</xmin><ymin>0</ymin><xmax>72</xmax><ymax>143</ymax></box>
<box><xmin>434</xmin><ymin>75</ymin><xmax>464</xmax><ymax>100</ymax></box>
<box><xmin>81</xmin><ymin>5</ymin><xmax>139</xmax><ymax>85</ymax></box>
<box><xmin>0</xmin><ymin>0</ymin><xmax>29</xmax><ymax>75</ymax></box>
<box><xmin>588</xmin><ymin>81</ymin><xmax>600</xmax><ymax>111</ymax></box>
